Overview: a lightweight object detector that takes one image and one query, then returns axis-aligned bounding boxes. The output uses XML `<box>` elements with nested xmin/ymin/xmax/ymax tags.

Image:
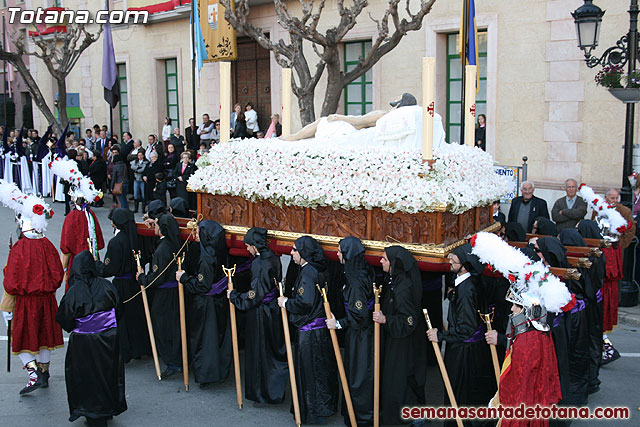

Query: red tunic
<box><xmin>499</xmin><ymin>330</ymin><xmax>562</xmax><ymax>427</ymax></box>
<box><xmin>3</xmin><ymin>236</ymin><xmax>65</xmax><ymax>354</ymax></box>
<box><xmin>601</xmin><ymin>246</ymin><xmax>622</xmax><ymax>333</ymax></box>
<box><xmin>60</xmin><ymin>208</ymin><xmax>105</xmax><ymax>291</ymax></box>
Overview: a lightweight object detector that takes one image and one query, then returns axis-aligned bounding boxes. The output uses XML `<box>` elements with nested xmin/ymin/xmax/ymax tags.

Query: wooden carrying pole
<box><xmin>373</xmin><ymin>283</ymin><xmax>382</xmax><ymax>427</ymax></box>
<box><xmin>133</xmin><ymin>250</ymin><xmax>162</xmax><ymax>380</ymax></box>
<box><xmin>423</xmin><ymin>309</ymin><xmax>463</xmax><ymax>427</ymax></box>
<box><xmin>464</xmin><ymin>64</ymin><xmax>477</xmax><ymax>147</ymax></box>
<box><xmin>277</xmin><ymin>280</ymin><xmax>301</xmax><ymax>427</ymax></box>
<box><xmin>317</xmin><ymin>285</ymin><xmax>357</xmax><ymax>427</ymax></box>
<box><xmin>223</xmin><ymin>265</ymin><xmax>243</xmax><ymax>409</ymax></box>
<box><xmin>175</xmin><ymin>254</ymin><xmax>189</xmax><ymax>391</ymax></box>
<box><xmin>479</xmin><ymin>309</ymin><xmax>501</xmax><ymax>387</ymax></box>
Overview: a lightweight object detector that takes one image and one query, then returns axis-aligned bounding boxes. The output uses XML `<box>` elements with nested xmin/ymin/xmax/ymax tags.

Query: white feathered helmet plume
<box><xmin>470</xmin><ymin>232</ymin><xmax>575</xmax><ymax>317</ymax></box>
<box><xmin>0</xmin><ymin>179</ymin><xmax>54</xmax><ymax>232</ymax></box>
<box><xmin>578</xmin><ymin>183</ymin><xmax>632</xmax><ymax>242</ymax></box>
<box><xmin>49</xmin><ymin>158</ymin><xmax>102</xmax><ymax>203</ymax></box>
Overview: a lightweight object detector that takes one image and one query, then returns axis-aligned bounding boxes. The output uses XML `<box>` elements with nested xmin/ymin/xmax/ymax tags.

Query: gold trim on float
<box><xmin>221</xmin><ymin>221</ymin><xmax>501</xmax><ymax>258</ymax></box>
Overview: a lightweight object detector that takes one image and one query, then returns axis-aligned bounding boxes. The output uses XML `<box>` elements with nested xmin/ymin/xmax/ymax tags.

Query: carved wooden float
<box><xmin>184</xmin><ymin>192</ymin><xmax>493</xmax><ymax>272</ymax></box>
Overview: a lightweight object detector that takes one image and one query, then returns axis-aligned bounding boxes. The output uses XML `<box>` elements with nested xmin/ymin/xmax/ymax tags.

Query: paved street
<box><xmin>0</xmin><ymin>199</ymin><xmax>638</xmax><ymax>426</ymax></box>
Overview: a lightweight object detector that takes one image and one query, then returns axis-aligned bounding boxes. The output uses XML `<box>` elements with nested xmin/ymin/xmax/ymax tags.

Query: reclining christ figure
<box><xmin>280</xmin><ymin>93</ymin><xmax>447</xmax><ymax>155</ymax></box>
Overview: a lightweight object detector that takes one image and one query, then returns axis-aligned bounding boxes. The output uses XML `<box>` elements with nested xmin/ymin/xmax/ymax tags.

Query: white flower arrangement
<box><xmin>188</xmin><ymin>139</ymin><xmax>509</xmax><ymax>214</ymax></box>
<box><xmin>578</xmin><ymin>183</ymin><xmax>631</xmax><ymax>235</ymax></box>
<box><xmin>470</xmin><ymin>232</ymin><xmax>573</xmax><ymax>313</ymax></box>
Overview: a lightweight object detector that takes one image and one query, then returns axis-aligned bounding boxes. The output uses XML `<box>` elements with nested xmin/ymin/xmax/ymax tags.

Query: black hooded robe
<box><xmin>287</xmin><ymin>237</ymin><xmax>338</xmax><ymax>424</ymax></box>
<box><xmin>95</xmin><ymin>210</ymin><xmax>151</xmax><ymax>362</ymax></box>
<box><xmin>538</xmin><ymin>237</ymin><xmax>589</xmax><ymax>407</ymax></box>
<box><xmin>138</xmin><ymin>215</ymin><xmax>181</xmax><ymax>367</ymax></box>
<box><xmin>179</xmin><ymin>220</ymin><xmax>232</xmax><ymax>384</ymax></box>
<box><xmin>439</xmin><ymin>245</ymin><xmax>495</xmax><ymax>427</ymax></box>
<box><xmin>380</xmin><ymin>246</ymin><xmax>427</xmax><ymax>425</ymax></box>
<box><xmin>230</xmin><ymin>250</ymin><xmax>288</xmax><ymax>403</ymax></box>
<box><xmin>336</xmin><ymin>237</ymin><xmax>375</xmax><ymax>426</ymax></box>
<box><xmin>56</xmin><ymin>252</ymin><xmax>127</xmax><ymax>424</ymax></box>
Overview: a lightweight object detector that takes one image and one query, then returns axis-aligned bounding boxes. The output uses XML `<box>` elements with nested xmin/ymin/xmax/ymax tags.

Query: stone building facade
<box><xmin>23</xmin><ymin>0</ymin><xmax>633</xmax><ymax>193</ymax></box>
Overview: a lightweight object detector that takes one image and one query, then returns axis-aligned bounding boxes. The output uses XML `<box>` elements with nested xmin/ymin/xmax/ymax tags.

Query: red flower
<box><xmin>32</xmin><ymin>204</ymin><xmax>45</xmax><ymax>215</ymax></box>
<box><xmin>508</xmin><ymin>274</ymin><xmax>516</xmax><ymax>282</ymax></box>
<box><xmin>579</xmin><ymin>183</ymin><xmax>586</xmax><ymax>190</ymax></box>
<box><xmin>469</xmin><ymin>234</ymin><xmax>477</xmax><ymax>247</ymax></box>
<box><xmin>49</xmin><ymin>210</ymin><xmax>54</xmax><ymax>218</ymax></box>
<box><xmin>524</xmin><ymin>272</ymin><xmax>532</xmax><ymax>282</ymax></box>
<box><xmin>593</xmin><ymin>198</ymin><xmax>599</xmax><ymax>204</ymax></box>
<box><xmin>561</xmin><ymin>294</ymin><xmax>577</xmax><ymax>312</ymax></box>
<box><xmin>70</xmin><ymin>169</ymin><xmax>75</xmax><ymax>173</ymax></box>
<box><xmin>94</xmin><ymin>195</ymin><xmax>101</xmax><ymax>202</ymax></box>
<box><xmin>487</xmin><ymin>264</ymin><xmax>493</xmax><ymax>272</ymax></box>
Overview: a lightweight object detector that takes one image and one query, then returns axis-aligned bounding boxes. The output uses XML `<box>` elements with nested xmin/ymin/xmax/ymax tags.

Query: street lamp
<box><xmin>573</xmin><ymin>0</ymin><xmax>639</xmax><ymax>207</ymax></box>
<box><xmin>574</xmin><ymin>0</ymin><xmax>640</xmax><ymax>305</ymax></box>
<box><xmin>572</xmin><ymin>0</ymin><xmax>605</xmax><ymax>58</ymax></box>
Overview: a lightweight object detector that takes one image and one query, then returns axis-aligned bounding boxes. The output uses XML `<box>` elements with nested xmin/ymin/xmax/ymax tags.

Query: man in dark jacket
<box><xmin>552</xmin><ymin>179</ymin><xmax>588</xmax><ymax>231</ymax></box>
<box><xmin>508</xmin><ymin>180</ymin><xmax>549</xmax><ymax>233</ymax></box>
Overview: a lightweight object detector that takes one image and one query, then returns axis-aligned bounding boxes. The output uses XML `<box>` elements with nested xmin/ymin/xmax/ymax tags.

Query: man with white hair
<box><xmin>552</xmin><ymin>179</ymin><xmax>587</xmax><ymax>231</ymax></box>
<box><xmin>508</xmin><ymin>181</ymin><xmax>550</xmax><ymax>233</ymax></box>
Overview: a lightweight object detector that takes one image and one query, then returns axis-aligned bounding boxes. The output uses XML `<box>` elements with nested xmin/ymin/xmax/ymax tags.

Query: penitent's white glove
<box><xmin>2</xmin><ymin>311</ymin><xmax>12</xmax><ymax>327</ymax></box>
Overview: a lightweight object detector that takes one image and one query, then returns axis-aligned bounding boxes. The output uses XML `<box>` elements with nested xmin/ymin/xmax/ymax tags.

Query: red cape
<box><xmin>500</xmin><ymin>330</ymin><xmax>562</xmax><ymax>427</ymax></box>
<box><xmin>60</xmin><ymin>208</ymin><xmax>105</xmax><ymax>290</ymax></box>
<box><xmin>3</xmin><ymin>236</ymin><xmax>64</xmax><ymax>353</ymax></box>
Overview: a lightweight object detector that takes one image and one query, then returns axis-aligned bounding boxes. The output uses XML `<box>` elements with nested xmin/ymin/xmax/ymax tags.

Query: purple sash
<box><xmin>343</xmin><ymin>297</ymin><xmax>375</xmax><ymax>312</ymax></box>
<box><xmin>73</xmin><ymin>309</ymin><xmax>117</xmax><ymax>334</ymax></box>
<box><xmin>204</xmin><ymin>276</ymin><xmax>229</xmax><ymax>296</ymax></box>
<box><xmin>464</xmin><ymin>324</ymin><xmax>487</xmax><ymax>343</ymax></box>
<box><xmin>115</xmin><ymin>273</ymin><xmax>134</xmax><ymax>280</ymax></box>
<box><xmin>570</xmin><ymin>299</ymin><xmax>586</xmax><ymax>314</ymax></box>
<box><xmin>203</xmin><ymin>260</ymin><xmax>254</xmax><ymax>296</ymax></box>
<box><xmin>596</xmin><ymin>289</ymin><xmax>603</xmax><ymax>303</ymax></box>
<box><xmin>262</xmin><ymin>288</ymin><xmax>278</xmax><ymax>304</ymax></box>
<box><xmin>300</xmin><ymin>317</ymin><xmax>327</xmax><ymax>332</ymax></box>
<box><xmin>159</xmin><ymin>280</ymin><xmax>178</xmax><ymax>289</ymax></box>
<box><xmin>553</xmin><ymin>312</ymin><xmax>564</xmax><ymax>329</ymax></box>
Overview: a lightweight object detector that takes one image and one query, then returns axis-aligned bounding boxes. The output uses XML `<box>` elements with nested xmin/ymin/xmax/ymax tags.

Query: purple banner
<box><xmin>300</xmin><ymin>317</ymin><xmax>327</xmax><ymax>332</ymax></box>
<box><xmin>73</xmin><ymin>309</ymin><xmax>117</xmax><ymax>334</ymax></box>
<box><xmin>203</xmin><ymin>260</ymin><xmax>253</xmax><ymax>296</ymax></box>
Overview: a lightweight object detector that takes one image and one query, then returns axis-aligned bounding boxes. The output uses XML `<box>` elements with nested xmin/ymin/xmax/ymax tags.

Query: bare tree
<box><xmin>0</xmin><ymin>24</ymin><xmax>102</xmax><ymax>135</ymax></box>
<box><xmin>220</xmin><ymin>0</ymin><xmax>436</xmax><ymax>125</ymax></box>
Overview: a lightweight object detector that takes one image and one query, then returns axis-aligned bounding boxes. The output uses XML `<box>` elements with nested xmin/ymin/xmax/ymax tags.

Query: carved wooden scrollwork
<box><xmin>254</xmin><ymin>200</ymin><xmax>306</xmax><ymax>233</ymax></box>
<box><xmin>310</xmin><ymin>207</ymin><xmax>367</xmax><ymax>239</ymax></box>
<box><xmin>202</xmin><ymin>194</ymin><xmax>249</xmax><ymax>226</ymax></box>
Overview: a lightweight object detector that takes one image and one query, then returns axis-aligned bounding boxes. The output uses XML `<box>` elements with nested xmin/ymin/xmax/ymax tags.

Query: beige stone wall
<box><xmin>27</xmin><ymin>0</ymin><xmax>633</xmax><ymax>190</ymax></box>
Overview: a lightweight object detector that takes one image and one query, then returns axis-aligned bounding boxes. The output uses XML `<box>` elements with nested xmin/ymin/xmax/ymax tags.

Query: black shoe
<box><xmin>39</xmin><ymin>369</ymin><xmax>50</xmax><ymax>388</ymax></box>
<box><xmin>199</xmin><ymin>382</ymin><xmax>214</xmax><ymax>390</ymax></box>
<box><xmin>252</xmin><ymin>401</ymin><xmax>268</xmax><ymax>408</ymax></box>
<box><xmin>19</xmin><ymin>372</ymin><xmax>45</xmax><ymax>395</ymax></box>
<box><xmin>133</xmin><ymin>201</ymin><xmax>139</xmax><ymax>214</ymax></box>
<box><xmin>161</xmin><ymin>366</ymin><xmax>182</xmax><ymax>379</ymax></box>
<box><xmin>602</xmin><ymin>348</ymin><xmax>621</xmax><ymax>365</ymax></box>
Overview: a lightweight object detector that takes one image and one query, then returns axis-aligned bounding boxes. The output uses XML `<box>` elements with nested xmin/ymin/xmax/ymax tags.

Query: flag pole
<box><xmin>191</xmin><ymin>0</ymin><xmax>197</xmax><ymax>125</ymax></box>
<box><xmin>460</xmin><ymin>0</ymin><xmax>468</xmax><ymax>145</ymax></box>
<box><xmin>2</xmin><ymin>16</ymin><xmax>7</xmax><ymax>124</ymax></box>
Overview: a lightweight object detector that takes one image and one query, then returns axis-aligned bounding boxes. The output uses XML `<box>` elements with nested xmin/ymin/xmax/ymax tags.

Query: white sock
<box><xmin>36</xmin><ymin>349</ymin><xmax>51</xmax><ymax>364</ymax></box>
<box><xmin>18</xmin><ymin>352</ymin><xmax>36</xmax><ymax>366</ymax></box>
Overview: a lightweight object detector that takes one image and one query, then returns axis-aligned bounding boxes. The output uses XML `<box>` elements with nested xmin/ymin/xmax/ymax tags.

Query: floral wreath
<box><xmin>578</xmin><ymin>183</ymin><xmax>632</xmax><ymax>235</ymax></box>
<box><xmin>470</xmin><ymin>232</ymin><xmax>574</xmax><ymax>313</ymax></box>
<box><xmin>49</xmin><ymin>158</ymin><xmax>102</xmax><ymax>203</ymax></box>
<box><xmin>0</xmin><ymin>179</ymin><xmax>54</xmax><ymax>232</ymax></box>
